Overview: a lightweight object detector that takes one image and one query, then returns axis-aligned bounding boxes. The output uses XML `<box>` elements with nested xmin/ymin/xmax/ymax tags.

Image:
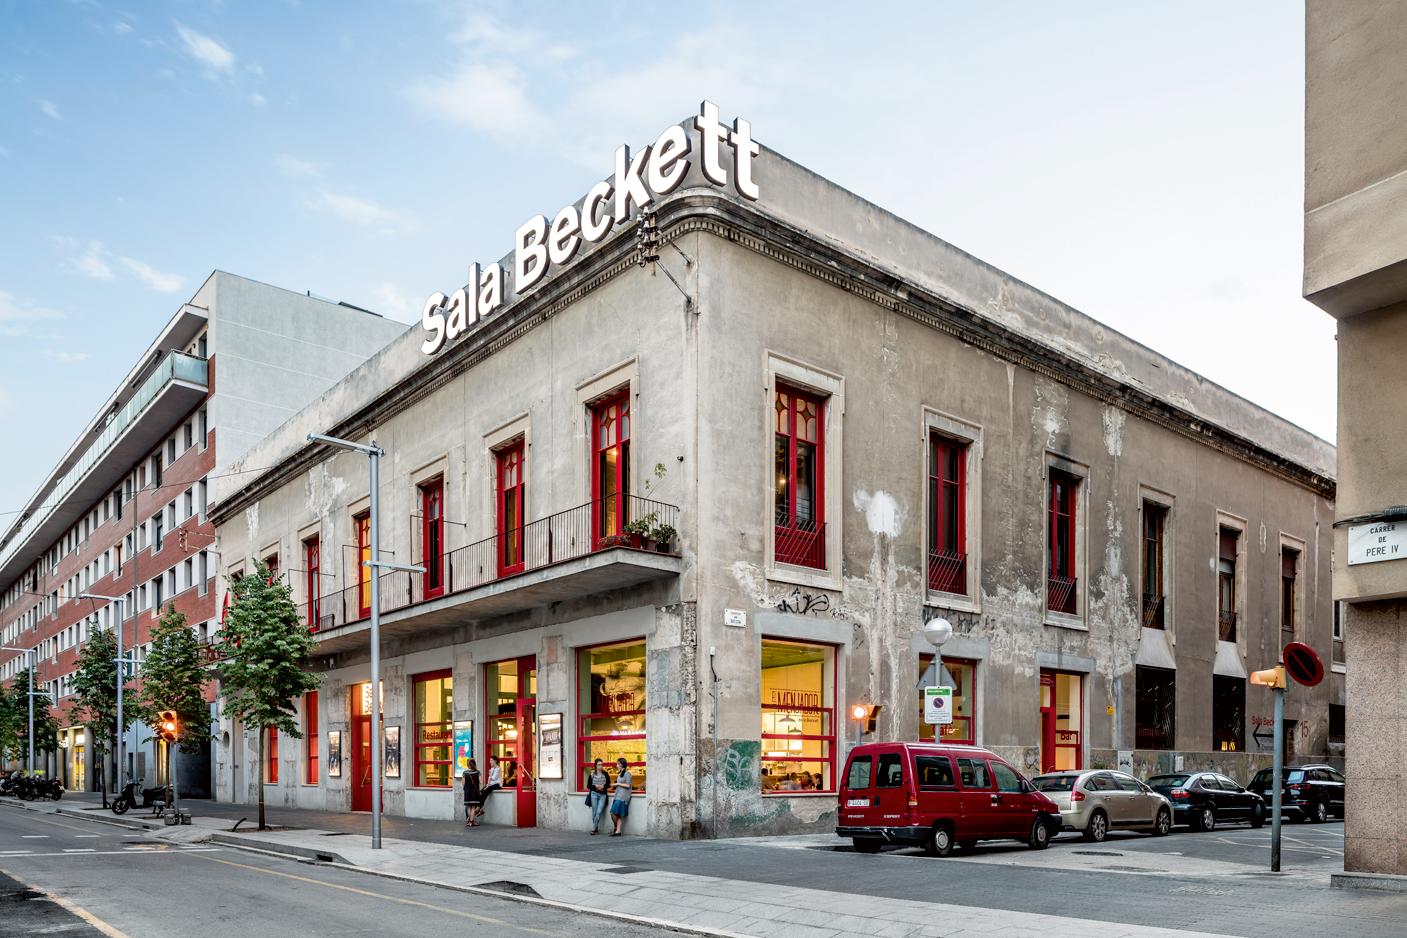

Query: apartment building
<box><xmin>0</xmin><ymin>272</ymin><xmax>406</xmax><ymax>794</ymax></box>
<box><xmin>209</xmin><ymin>107</ymin><xmax>1340</xmax><ymax>837</ymax></box>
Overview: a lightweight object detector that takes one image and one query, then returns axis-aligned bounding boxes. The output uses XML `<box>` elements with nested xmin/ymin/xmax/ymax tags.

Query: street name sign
<box><xmin>1348</xmin><ymin>520</ymin><xmax>1407</xmax><ymax>565</ymax></box>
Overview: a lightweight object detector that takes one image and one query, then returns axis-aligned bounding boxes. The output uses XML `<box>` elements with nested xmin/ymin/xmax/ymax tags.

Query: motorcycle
<box><xmin>36</xmin><ymin>777</ymin><xmax>63</xmax><ymax>801</ymax></box>
<box><xmin>0</xmin><ymin>771</ymin><xmax>20</xmax><ymax>797</ymax></box>
<box><xmin>111</xmin><ymin>778</ymin><xmax>170</xmax><ymax>815</ymax></box>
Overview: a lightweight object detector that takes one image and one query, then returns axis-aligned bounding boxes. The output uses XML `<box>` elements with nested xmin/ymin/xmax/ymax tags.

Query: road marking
<box><xmin>75</xmin><ymin>834</ymin><xmax>101</xmax><ymax>838</ymax></box>
<box><xmin>21</xmin><ymin>835</ymin><xmax>49</xmax><ymax>838</ymax></box>
<box><xmin>189</xmin><ymin>854</ymin><xmax>552</xmax><ymax>935</ymax></box>
<box><xmin>0</xmin><ymin>847</ymin><xmax>222</xmax><ymax>858</ymax></box>
<box><xmin>0</xmin><ymin>865</ymin><xmax>134</xmax><ymax>938</ymax></box>
<box><xmin>63</xmin><ymin>848</ymin><xmax>98</xmax><ymax>853</ymax></box>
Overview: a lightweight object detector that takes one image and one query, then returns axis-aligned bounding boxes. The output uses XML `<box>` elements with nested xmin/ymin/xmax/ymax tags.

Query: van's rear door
<box><xmin>839</xmin><ymin>752</ymin><xmax>876</xmax><ymax>827</ymax></box>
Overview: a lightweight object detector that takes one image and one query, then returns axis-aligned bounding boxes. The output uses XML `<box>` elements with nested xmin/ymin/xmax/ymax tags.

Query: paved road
<box><xmin>27</xmin><ymin>795</ymin><xmax>1407</xmax><ymax>938</ymax></box>
<box><xmin>0</xmin><ymin>806</ymin><xmax>675</xmax><ymax>937</ymax></box>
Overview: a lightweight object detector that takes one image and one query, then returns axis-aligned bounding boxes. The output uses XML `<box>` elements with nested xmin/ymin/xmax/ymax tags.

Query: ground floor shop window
<box><xmin>1039</xmin><ymin>670</ymin><xmax>1082</xmax><ymax>772</ymax></box>
<box><xmin>305</xmin><ymin>691</ymin><xmax>319</xmax><ymax>784</ymax></box>
<box><xmin>1136</xmin><ymin>666</ymin><xmax>1176</xmax><ymax>750</ymax></box>
<box><xmin>917</xmin><ymin>655</ymin><xmax>975</xmax><ymax>744</ymax></box>
<box><xmin>577</xmin><ymin>639</ymin><xmax>646</xmax><ymax>792</ymax></box>
<box><xmin>265</xmin><ymin>727</ymin><xmax>278</xmax><ymax>784</ymax></box>
<box><xmin>1211</xmin><ymin>675</ymin><xmax>1244</xmax><ymax>751</ymax></box>
<box><xmin>760</xmin><ymin>639</ymin><xmax>835</xmax><ymax>792</ymax></box>
<box><xmin>486</xmin><ymin>656</ymin><xmax>536</xmax><ymax>789</ymax></box>
<box><xmin>414</xmin><ymin>670</ymin><xmax>453</xmax><ymax>787</ymax></box>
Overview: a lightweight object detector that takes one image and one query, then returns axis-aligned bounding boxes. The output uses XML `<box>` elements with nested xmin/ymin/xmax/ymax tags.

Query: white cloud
<box><xmin>113</xmin><ymin>21</ymin><xmax>133</xmax><ymax>35</ymax></box>
<box><xmin>249</xmin><ymin>92</ymin><xmax>266</xmax><ymax>108</ymax></box>
<box><xmin>370</xmin><ymin>282</ymin><xmax>419</xmax><ymax>324</ymax></box>
<box><xmin>310</xmin><ymin>188</ymin><xmax>416</xmax><ymax>234</ymax></box>
<box><xmin>45</xmin><ymin>349</ymin><xmax>91</xmax><ymax>365</ymax></box>
<box><xmin>275</xmin><ymin>153</ymin><xmax>321</xmax><ymax>177</ymax></box>
<box><xmin>176</xmin><ymin>24</ymin><xmax>236</xmax><ymax>77</ymax></box>
<box><xmin>55</xmin><ymin>238</ymin><xmax>115</xmax><ymax>281</ymax></box>
<box><xmin>0</xmin><ymin>291</ymin><xmax>63</xmax><ymax>323</ymax></box>
<box><xmin>409</xmin><ymin>61</ymin><xmax>551</xmax><ymax>147</ymax></box>
<box><xmin>37</xmin><ymin>99</ymin><xmax>60</xmax><ymax>121</ymax></box>
<box><xmin>121</xmin><ymin>257</ymin><xmax>185</xmax><ymax>293</ymax></box>
<box><xmin>453</xmin><ymin>15</ymin><xmax>575</xmax><ymax>62</ymax></box>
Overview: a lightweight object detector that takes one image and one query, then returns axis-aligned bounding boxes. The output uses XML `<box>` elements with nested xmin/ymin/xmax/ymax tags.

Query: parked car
<box><xmin>1248</xmin><ymin>764</ymin><xmax>1345</xmax><ymax>823</ymax></box>
<box><xmin>836</xmin><ymin>742</ymin><xmax>1061</xmax><ymax>857</ymax></box>
<box><xmin>1146</xmin><ymin>772</ymin><xmax>1265</xmax><ymax>830</ymax></box>
<box><xmin>1032</xmin><ymin>770</ymin><xmax>1173</xmax><ymax>842</ymax></box>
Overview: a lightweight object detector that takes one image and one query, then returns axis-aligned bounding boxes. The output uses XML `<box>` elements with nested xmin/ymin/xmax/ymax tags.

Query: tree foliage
<box><xmin>10</xmin><ymin>667</ymin><xmax>60</xmax><ymax>757</ymax></box>
<box><xmin>139</xmin><ymin>604</ymin><xmax>212</xmax><ymax>754</ymax></box>
<box><xmin>71</xmin><ymin>626</ymin><xmax>136</xmax><ymax>762</ymax></box>
<box><xmin>0</xmin><ymin>682</ymin><xmax>21</xmax><ymax>764</ymax></box>
<box><xmin>217</xmin><ymin>561</ymin><xmax>320</xmax><ymax>828</ymax></box>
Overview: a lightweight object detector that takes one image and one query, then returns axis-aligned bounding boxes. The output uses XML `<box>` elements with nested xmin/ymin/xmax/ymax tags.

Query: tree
<box><xmin>71</xmin><ymin>627</ymin><xmax>136</xmax><ymax>802</ymax></box>
<box><xmin>10</xmin><ymin>668</ymin><xmax>60</xmax><ymax>768</ymax></box>
<box><xmin>139</xmin><ymin>605</ymin><xmax>213</xmax><ymax>797</ymax></box>
<box><xmin>217</xmin><ymin>561</ymin><xmax>319</xmax><ymax>830</ymax></box>
<box><xmin>0</xmin><ymin>682</ymin><xmax>20</xmax><ymax>766</ymax></box>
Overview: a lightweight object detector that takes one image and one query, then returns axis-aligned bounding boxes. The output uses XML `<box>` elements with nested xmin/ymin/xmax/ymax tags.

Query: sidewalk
<box><xmin>3</xmin><ymin>796</ymin><xmax>1232</xmax><ymax>938</ymax></box>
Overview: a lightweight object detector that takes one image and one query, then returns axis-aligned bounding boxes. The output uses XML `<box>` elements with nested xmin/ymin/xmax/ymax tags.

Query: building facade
<box><xmin>211</xmin><ymin>107</ymin><xmax>1341</xmax><ymax>838</ymax></box>
<box><xmin>0</xmin><ymin>272</ymin><xmax>406</xmax><ymax>794</ymax></box>
<box><xmin>1305</xmin><ymin>0</ymin><xmax>1407</xmax><ymax>877</ymax></box>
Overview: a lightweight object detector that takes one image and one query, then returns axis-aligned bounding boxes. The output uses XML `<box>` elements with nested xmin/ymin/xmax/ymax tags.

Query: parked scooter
<box><xmin>35</xmin><ymin>776</ymin><xmax>63</xmax><ymax>801</ymax></box>
<box><xmin>0</xmin><ymin>770</ymin><xmax>22</xmax><ymax>798</ymax></box>
<box><xmin>111</xmin><ymin>778</ymin><xmax>170</xmax><ymax>815</ymax></box>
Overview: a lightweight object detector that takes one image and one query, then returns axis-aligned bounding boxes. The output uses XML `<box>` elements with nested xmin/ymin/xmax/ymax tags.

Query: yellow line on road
<box><xmin>189</xmin><ymin>853</ymin><xmax>552</xmax><ymax>935</ymax></box>
<box><xmin>0</xmin><ymin>865</ymin><xmax>134</xmax><ymax>938</ymax></box>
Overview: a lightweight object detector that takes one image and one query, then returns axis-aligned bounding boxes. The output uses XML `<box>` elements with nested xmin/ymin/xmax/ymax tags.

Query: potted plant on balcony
<box><xmin>623</xmin><ymin>513</ymin><xmax>656</xmax><ymax>550</ymax></box>
<box><xmin>648</xmin><ymin>522</ymin><xmax>676</xmax><ymax>553</ymax></box>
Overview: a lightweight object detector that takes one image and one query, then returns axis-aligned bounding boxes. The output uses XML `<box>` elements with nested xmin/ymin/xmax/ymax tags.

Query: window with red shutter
<box><xmin>773</xmin><ymin>385</ymin><xmax>825</xmax><ymax>569</ymax></box>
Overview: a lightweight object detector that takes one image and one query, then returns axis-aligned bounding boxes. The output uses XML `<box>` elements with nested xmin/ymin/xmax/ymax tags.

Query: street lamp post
<box><xmin>920</xmin><ymin>617</ymin><xmax>953</xmax><ymax>739</ymax></box>
<box><xmin>307</xmin><ymin>433</ymin><xmax>422</xmax><ymax>850</ymax></box>
<box><xmin>1</xmin><ymin>645</ymin><xmax>37</xmax><ymax>773</ymax></box>
<box><xmin>78</xmin><ymin>594</ymin><xmax>129</xmax><ymax>795</ymax></box>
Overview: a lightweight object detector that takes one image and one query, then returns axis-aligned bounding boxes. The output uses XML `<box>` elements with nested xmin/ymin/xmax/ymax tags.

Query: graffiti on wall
<box><xmin>774</xmin><ymin>588</ymin><xmax>831</xmax><ymax>616</ymax></box>
<box><xmin>721</xmin><ymin>740</ymin><xmax>760</xmax><ymax>791</ymax></box>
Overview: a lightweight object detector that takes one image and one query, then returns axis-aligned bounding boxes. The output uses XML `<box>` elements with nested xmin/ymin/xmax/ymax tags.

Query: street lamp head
<box><xmin>923</xmin><ymin>617</ymin><xmax>953</xmax><ymax>648</ymax></box>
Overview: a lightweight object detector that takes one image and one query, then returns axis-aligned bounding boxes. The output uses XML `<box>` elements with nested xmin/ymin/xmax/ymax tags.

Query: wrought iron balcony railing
<box><xmin>1141</xmin><ymin>593</ymin><xmax>1165</xmax><ymax>629</ymax></box>
<box><xmin>1218</xmin><ymin>610</ymin><xmax>1237</xmax><ymax>643</ymax></box>
<box><xmin>927</xmin><ymin>548</ymin><xmax>967</xmax><ymax>595</ymax></box>
<box><xmin>1047</xmin><ymin>575</ymin><xmax>1077</xmax><ymax>615</ymax></box>
<box><xmin>774</xmin><ymin>515</ymin><xmax>826</xmax><ymax>570</ymax></box>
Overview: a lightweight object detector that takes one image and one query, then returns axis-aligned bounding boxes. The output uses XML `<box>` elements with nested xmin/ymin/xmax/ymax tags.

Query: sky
<box><xmin>0</xmin><ymin>1</ymin><xmax>1335</xmax><ymax>518</ymax></box>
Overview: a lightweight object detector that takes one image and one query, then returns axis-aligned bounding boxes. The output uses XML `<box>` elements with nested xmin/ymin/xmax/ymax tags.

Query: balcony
<box><xmin>774</xmin><ymin>515</ymin><xmax>826</xmax><ymax>569</ymax></box>
<box><xmin>1047</xmin><ymin>575</ymin><xmax>1077</xmax><ymax>615</ymax></box>
<box><xmin>0</xmin><ymin>351</ymin><xmax>208</xmax><ymax>582</ymax></box>
<box><xmin>1141</xmin><ymin>593</ymin><xmax>1165</xmax><ymax>629</ymax></box>
<box><xmin>300</xmin><ymin>495</ymin><xmax>681</xmax><ymax>653</ymax></box>
<box><xmin>927</xmin><ymin>548</ymin><xmax>967</xmax><ymax>595</ymax></box>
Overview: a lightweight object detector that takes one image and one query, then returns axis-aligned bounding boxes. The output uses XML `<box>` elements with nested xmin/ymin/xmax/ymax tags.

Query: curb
<box><xmin>1331</xmin><ymin>871</ymin><xmax>1407</xmax><ymax>892</ymax></box>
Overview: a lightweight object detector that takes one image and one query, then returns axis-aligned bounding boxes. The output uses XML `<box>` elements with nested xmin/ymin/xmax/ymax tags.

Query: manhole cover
<box><xmin>476</xmin><ymin>881</ymin><xmax>542</xmax><ymax>898</ymax></box>
<box><xmin>1072</xmin><ymin>850</ymin><xmax>1124</xmax><ymax>857</ymax></box>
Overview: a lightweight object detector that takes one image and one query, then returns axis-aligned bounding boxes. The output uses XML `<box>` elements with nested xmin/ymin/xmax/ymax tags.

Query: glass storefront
<box><xmin>413</xmin><ymin>670</ymin><xmax>453</xmax><ymax>787</ymax></box>
<box><xmin>917</xmin><ymin>656</ymin><xmax>975</xmax><ymax>744</ymax></box>
<box><xmin>576</xmin><ymin>639</ymin><xmax>646</xmax><ymax>791</ymax></box>
<box><xmin>760</xmin><ymin>639</ymin><xmax>834</xmax><ymax>792</ymax></box>
<box><xmin>485</xmin><ymin>657</ymin><xmax>536</xmax><ymax>789</ymax></box>
<box><xmin>1040</xmin><ymin>670</ymin><xmax>1083</xmax><ymax>772</ymax></box>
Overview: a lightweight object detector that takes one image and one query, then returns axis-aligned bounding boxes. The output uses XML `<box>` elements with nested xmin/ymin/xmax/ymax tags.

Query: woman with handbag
<box><xmin>462</xmin><ymin>759</ymin><xmax>483</xmax><ymax>827</ymax></box>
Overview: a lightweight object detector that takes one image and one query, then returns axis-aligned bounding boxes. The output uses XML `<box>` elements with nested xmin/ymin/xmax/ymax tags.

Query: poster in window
<box><xmin>326</xmin><ymin>731</ymin><xmax>342</xmax><ymax>778</ymax></box>
<box><xmin>453</xmin><ymin>720</ymin><xmax>474</xmax><ymax>776</ymax></box>
<box><xmin>538</xmin><ymin>712</ymin><xmax>563</xmax><ymax>780</ymax></box>
<box><xmin>384</xmin><ymin>725</ymin><xmax>401</xmax><ymax>779</ymax></box>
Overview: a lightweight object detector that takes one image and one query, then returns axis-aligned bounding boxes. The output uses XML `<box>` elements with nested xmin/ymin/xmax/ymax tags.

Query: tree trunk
<box><xmin>257</xmin><ymin>725</ymin><xmax>266</xmax><ymax>830</ymax></box>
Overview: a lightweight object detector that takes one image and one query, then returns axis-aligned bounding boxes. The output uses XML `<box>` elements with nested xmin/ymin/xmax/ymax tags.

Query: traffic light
<box><xmin>158</xmin><ymin>710</ymin><xmax>179</xmax><ymax>742</ymax></box>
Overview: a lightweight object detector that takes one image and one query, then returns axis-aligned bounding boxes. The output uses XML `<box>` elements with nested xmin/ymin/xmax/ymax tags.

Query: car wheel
<box><xmin>1313</xmin><ymin>800</ymin><xmax>1328</xmax><ymax>824</ymax></box>
<box><xmin>924</xmin><ymin>825</ymin><xmax>954</xmax><ymax>858</ymax></box>
<box><xmin>851</xmin><ymin>837</ymin><xmax>883</xmax><ymax>854</ymax></box>
<box><xmin>1198</xmin><ymin>807</ymin><xmax>1216</xmax><ymax>832</ymax></box>
<box><xmin>1153</xmin><ymin>808</ymin><xmax>1172</xmax><ymax>837</ymax></box>
<box><xmin>1082</xmin><ymin>810</ymin><xmax>1108</xmax><ymax>843</ymax></box>
<box><xmin>1028</xmin><ymin>816</ymin><xmax>1052</xmax><ymax>850</ymax></box>
<box><xmin>1250</xmin><ymin>804</ymin><xmax>1265</xmax><ymax>829</ymax></box>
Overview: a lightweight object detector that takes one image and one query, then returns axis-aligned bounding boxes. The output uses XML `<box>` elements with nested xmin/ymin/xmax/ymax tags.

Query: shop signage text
<box><xmin>421</xmin><ymin>101</ymin><xmax>760</xmax><ymax>356</ymax></box>
<box><xmin>1348</xmin><ymin>520</ymin><xmax>1407</xmax><ymax>566</ymax></box>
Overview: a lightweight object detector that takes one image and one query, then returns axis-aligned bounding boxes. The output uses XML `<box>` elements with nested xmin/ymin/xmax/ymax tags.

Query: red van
<box><xmin>836</xmin><ymin>742</ymin><xmax>1060</xmax><ymax>856</ymax></box>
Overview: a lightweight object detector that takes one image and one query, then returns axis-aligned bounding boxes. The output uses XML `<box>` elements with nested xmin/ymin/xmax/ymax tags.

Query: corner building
<box><xmin>212</xmin><ymin>114</ymin><xmax>1341</xmax><ymax>837</ymax></box>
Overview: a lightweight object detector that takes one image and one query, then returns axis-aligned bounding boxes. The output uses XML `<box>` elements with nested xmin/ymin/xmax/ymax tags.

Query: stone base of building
<box><xmin>1332</xmin><ymin>872</ymin><xmax>1407</xmax><ymax>892</ymax></box>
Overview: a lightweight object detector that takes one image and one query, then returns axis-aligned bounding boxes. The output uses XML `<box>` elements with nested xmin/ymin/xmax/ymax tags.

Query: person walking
<box><xmin>609</xmin><ymin>757</ymin><xmax>633</xmax><ymax>837</ymax></box>
<box><xmin>586</xmin><ymin>758</ymin><xmax>611</xmax><ymax>835</ymax></box>
<box><xmin>462</xmin><ymin>759</ymin><xmax>484</xmax><ymax>826</ymax></box>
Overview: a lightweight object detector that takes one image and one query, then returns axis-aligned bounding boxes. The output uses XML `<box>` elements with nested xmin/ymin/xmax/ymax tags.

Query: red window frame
<box><xmin>266</xmin><ymin>727</ymin><xmax>279</xmax><ymax>784</ymax></box>
<box><xmin>927</xmin><ymin>435</ymin><xmax>967</xmax><ymax>594</ymax></box>
<box><xmin>420</xmin><ymin>477</ymin><xmax>445</xmax><ymax>599</ymax></box>
<box><xmin>485</xmin><ymin>656</ymin><xmax>535</xmax><ymax>790</ymax></box>
<box><xmin>918</xmin><ymin>654</ymin><xmax>976</xmax><ymax>745</ymax></box>
<box><xmin>412</xmin><ymin>669</ymin><xmax>453</xmax><ymax>788</ymax></box>
<box><xmin>304</xmin><ymin>535</ymin><xmax>321</xmax><ymax>630</ymax></box>
<box><xmin>354</xmin><ymin>512</ymin><xmax>371</xmax><ymax>618</ymax></box>
<box><xmin>590</xmin><ymin>390</ymin><xmax>631</xmax><ymax>545</ymax></box>
<box><xmin>496</xmin><ymin>441</ymin><xmax>526</xmax><ymax>577</ymax></box>
<box><xmin>773</xmin><ymin>384</ymin><xmax>826</xmax><ymax>569</ymax></box>
<box><xmin>759</xmin><ymin>638</ymin><xmax>836</xmax><ymax>794</ymax></box>
<box><xmin>575</xmin><ymin>638</ymin><xmax>646</xmax><ymax>793</ymax></box>
<box><xmin>304</xmin><ymin>691</ymin><xmax>319</xmax><ymax>785</ymax></box>
<box><xmin>264</xmin><ymin>553</ymin><xmax>279</xmax><ymax>582</ymax></box>
<box><xmin>1047</xmin><ymin>470</ymin><xmax>1078</xmax><ymax>614</ymax></box>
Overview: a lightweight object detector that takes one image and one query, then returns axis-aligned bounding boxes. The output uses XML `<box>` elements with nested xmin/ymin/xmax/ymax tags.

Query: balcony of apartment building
<box><xmin>300</xmin><ymin>494</ymin><xmax>682</xmax><ymax>654</ymax></box>
<box><xmin>0</xmin><ymin>345</ymin><xmax>209</xmax><ymax>586</ymax></box>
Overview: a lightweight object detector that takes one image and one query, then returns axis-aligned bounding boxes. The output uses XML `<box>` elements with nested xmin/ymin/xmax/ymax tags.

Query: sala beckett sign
<box><xmin>421</xmin><ymin>101</ymin><xmax>760</xmax><ymax>355</ymax></box>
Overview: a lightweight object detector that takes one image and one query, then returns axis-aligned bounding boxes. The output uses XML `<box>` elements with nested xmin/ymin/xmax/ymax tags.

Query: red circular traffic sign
<box><xmin>1283</xmin><ymin>642</ymin><xmax>1324</xmax><ymax>687</ymax></box>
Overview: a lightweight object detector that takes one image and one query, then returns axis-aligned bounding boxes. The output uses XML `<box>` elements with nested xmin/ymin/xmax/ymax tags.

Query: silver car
<box><xmin>1032</xmin><ymin>770</ymin><xmax>1173</xmax><ymax>842</ymax></box>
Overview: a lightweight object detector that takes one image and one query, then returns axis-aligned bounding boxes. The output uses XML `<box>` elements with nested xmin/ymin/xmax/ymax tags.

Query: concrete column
<box><xmin>1343</xmin><ymin>600</ymin><xmax>1407</xmax><ymax>873</ymax></box>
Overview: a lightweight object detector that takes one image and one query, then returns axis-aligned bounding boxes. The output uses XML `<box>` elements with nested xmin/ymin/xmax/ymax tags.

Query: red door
<box><xmin>1040</xmin><ymin>671</ymin><xmax>1083</xmax><ymax>773</ymax></box>
<box><xmin>591</xmin><ymin>391</ymin><xmax>630</xmax><ymax>545</ymax></box>
<box><xmin>515</xmin><ymin>697</ymin><xmax>536</xmax><ymax>828</ymax></box>
<box><xmin>497</xmin><ymin>442</ymin><xmax>525</xmax><ymax>577</ymax></box>
<box><xmin>351</xmin><ymin>715</ymin><xmax>372</xmax><ymax>812</ymax></box>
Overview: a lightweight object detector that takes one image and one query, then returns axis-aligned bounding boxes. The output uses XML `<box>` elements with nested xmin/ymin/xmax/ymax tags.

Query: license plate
<box><xmin>846</xmin><ymin>798</ymin><xmax>868</xmax><ymax>807</ymax></box>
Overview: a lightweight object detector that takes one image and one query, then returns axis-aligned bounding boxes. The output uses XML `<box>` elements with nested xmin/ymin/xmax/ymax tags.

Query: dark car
<box><xmin>1248</xmin><ymin>764</ymin><xmax>1345</xmax><ymax>823</ymax></box>
<box><xmin>1147</xmin><ymin>772</ymin><xmax>1265</xmax><ymax>831</ymax></box>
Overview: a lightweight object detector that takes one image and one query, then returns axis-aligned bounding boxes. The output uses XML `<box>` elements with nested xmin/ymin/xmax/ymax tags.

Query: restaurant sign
<box><xmin>421</xmin><ymin>101</ymin><xmax>760</xmax><ymax>356</ymax></box>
